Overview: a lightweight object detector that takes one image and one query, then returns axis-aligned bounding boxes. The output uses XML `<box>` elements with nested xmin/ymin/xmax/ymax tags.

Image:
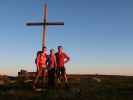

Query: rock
<box><xmin>92</xmin><ymin>77</ymin><xmax>101</xmax><ymax>83</ymax></box>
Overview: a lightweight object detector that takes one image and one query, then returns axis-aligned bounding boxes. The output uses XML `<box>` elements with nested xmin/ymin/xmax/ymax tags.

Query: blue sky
<box><xmin>0</xmin><ymin>0</ymin><xmax>133</xmax><ymax>76</ymax></box>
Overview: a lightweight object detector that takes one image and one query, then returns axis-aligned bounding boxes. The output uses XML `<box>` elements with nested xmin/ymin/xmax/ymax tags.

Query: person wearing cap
<box><xmin>47</xmin><ymin>49</ymin><xmax>57</xmax><ymax>88</ymax></box>
<box><xmin>33</xmin><ymin>46</ymin><xmax>47</xmax><ymax>89</ymax></box>
<box><xmin>55</xmin><ymin>46</ymin><xmax>70</xmax><ymax>84</ymax></box>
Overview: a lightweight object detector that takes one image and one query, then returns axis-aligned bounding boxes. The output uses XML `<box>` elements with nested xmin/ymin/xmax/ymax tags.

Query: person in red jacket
<box><xmin>47</xmin><ymin>49</ymin><xmax>57</xmax><ymax>88</ymax></box>
<box><xmin>55</xmin><ymin>46</ymin><xmax>70</xmax><ymax>84</ymax></box>
<box><xmin>33</xmin><ymin>46</ymin><xmax>47</xmax><ymax>89</ymax></box>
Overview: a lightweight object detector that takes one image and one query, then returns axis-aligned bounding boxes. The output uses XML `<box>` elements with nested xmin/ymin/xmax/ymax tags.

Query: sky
<box><xmin>0</xmin><ymin>0</ymin><xmax>133</xmax><ymax>76</ymax></box>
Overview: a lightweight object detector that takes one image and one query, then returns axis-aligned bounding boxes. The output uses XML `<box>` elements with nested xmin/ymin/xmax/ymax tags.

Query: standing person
<box><xmin>55</xmin><ymin>46</ymin><xmax>70</xmax><ymax>84</ymax></box>
<box><xmin>33</xmin><ymin>46</ymin><xmax>47</xmax><ymax>89</ymax></box>
<box><xmin>47</xmin><ymin>49</ymin><xmax>57</xmax><ymax>88</ymax></box>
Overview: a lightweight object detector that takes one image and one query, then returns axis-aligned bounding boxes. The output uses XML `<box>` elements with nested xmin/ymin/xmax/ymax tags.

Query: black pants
<box><xmin>56</xmin><ymin>67</ymin><xmax>65</xmax><ymax>79</ymax></box>
<box><xmin>48</xmin><ymin>68</ymin><xmax>55</xmax><ymax>88</ymax></box>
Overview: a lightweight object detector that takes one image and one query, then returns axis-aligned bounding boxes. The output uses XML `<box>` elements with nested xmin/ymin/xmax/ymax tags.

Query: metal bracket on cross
<box><xmin>26</xmin><ymin>4</ymin><xmax>64</xmax><ymax>49</ymax></box>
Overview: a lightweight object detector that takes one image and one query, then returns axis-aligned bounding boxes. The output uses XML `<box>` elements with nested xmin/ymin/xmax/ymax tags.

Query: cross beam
<box><xmin>26</xmin><ymin>22</ymin><xmax>64</xmax><ymax>26</ymax></box>
<box><xmin>26</xmin><ymin>4</ymin><xmax>64</xmax><ymax>49</ymax></box>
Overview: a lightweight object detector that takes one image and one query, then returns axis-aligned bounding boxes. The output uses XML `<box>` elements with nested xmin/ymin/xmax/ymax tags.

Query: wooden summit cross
<box><xmin>26</xmin><ymin>4</ymin><xmax>64</xmax><ymax>49</ymax></box>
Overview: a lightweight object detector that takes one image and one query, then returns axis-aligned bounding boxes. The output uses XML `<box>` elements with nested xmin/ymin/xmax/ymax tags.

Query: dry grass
<box><xmin>0</xmin><ymin>75</ymin><xmax>133</xmax><ymax>100</ymax></box>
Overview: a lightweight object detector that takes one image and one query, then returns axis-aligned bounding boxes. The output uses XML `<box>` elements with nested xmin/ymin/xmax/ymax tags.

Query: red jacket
<box><xmin>48</xmin><ymin>54</ymin><xmax>57</xmax><ymax>68</ymax></box>
<box><xmin>55</xmin><ymin>52</ymin><xmax>70</xmax><ymax>67</ymax></box>
<box><xmin>36</xmin><ymin>52</ymin><xmax>47</xmax><ymax>67</ymax></box>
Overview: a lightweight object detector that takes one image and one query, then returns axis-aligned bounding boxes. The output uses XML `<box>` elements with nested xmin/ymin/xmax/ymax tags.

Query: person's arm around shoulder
<box><xmin>46</xmin><ymin>55</ymin><xmax>50</xmax><ymax>69</ymax></box>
